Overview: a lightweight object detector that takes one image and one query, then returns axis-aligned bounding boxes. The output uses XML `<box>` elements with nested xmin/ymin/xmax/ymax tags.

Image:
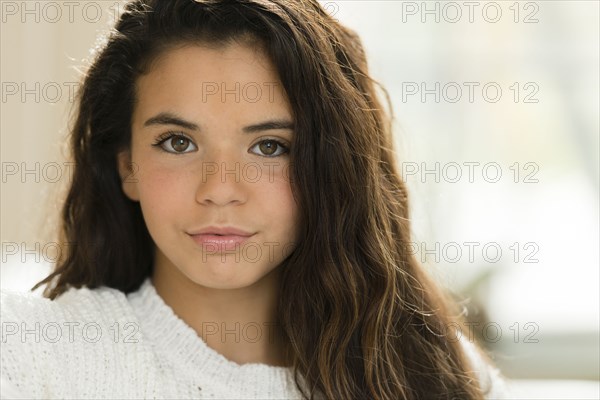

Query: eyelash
<box><xmin>151</xmin><ymin>131</ymin><xmax>290</xmax><ymax>157</ymax></box>
<box><xmin>151</xmin><ymin>132</ymin><xmax>195</xmax><ymax>152</ymax></box>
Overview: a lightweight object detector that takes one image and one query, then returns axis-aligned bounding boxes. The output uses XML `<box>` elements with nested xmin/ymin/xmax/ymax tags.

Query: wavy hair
<box><xmin>33</xmin><ymin>1</ymin><xmax>491</xmax><ymax>398</ymax></box>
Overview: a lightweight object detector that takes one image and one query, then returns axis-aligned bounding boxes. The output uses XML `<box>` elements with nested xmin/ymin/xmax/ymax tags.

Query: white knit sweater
<box><xmin>1</xmin><ymin>278</ymin><xmax>510</xmax><ymax>399</ymax></box>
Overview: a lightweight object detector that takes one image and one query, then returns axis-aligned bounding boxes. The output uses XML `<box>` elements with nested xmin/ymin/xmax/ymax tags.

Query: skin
<box><xmin>117</xmin><ymin>41</ymin><xmax>298</xmax><ymax>367</ymax></box>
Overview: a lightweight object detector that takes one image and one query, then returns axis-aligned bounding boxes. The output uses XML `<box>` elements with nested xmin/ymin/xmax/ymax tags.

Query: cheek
<box><xmin>253</xmin><ymin>182</ymin><xmax>298</xmax><ymax>261</ymax></box>
<box><xmin>262</xmin><ymin>178</ymin><xmax>298</xmax><ymax>237</ymax></box>
<box><xmin>135</xmin><ymin>164</ymin><xmax>193</xmax><ymax>222</ymax></box>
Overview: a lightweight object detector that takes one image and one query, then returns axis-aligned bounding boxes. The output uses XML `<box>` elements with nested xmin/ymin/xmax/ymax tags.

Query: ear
<box><xmin>116</xmin><ymin>150</ymin><xmax>140</xmax><ymax>201</ymax></box>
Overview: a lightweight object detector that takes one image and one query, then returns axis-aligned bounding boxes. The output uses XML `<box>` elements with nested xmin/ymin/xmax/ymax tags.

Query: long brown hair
<box><xmin>33</xmin><ymin>1</ymin><xmax>492</xmax><ymax>398</ymax></box>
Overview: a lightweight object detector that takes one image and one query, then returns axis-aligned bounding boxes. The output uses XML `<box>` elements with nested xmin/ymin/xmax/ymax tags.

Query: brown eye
<box><xmin>170</xmin><ymin>136</ymin><xmax>190</xmax><ymax>152</ymax></box>
<box><xmin>259</xmin><ymin>141</ymin><xmax>277</xmax><ymax>155</ymax></box>
<box><xmin>153</xmin><ymin>133</ymin><xmax>198</xmax><ymax>154</ymax></box>
<box><xmin>252</xmin><ymin>139</ymin><xmax>289</xmax><ymax>157</ymax></box>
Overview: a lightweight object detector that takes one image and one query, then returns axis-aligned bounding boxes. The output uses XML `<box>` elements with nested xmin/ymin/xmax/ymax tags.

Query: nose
<box><xmin>195</xmin><ymin>150</ymin><xmax>248</xmax><ymax>207</ymax></box>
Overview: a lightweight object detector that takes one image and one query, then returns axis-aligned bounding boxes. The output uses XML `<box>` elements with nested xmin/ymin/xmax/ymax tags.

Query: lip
<box><xmin>188</xmin><ymin>226</ymin><xmax>255</xmax><ymax>237</ymax></box>
<box><xmin>187</xmin><ymin>226</ymin><xmax>256</xmax><ymax>252</ymax></box>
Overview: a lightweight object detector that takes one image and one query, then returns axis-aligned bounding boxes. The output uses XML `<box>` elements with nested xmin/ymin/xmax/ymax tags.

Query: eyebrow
<box><xmin>243</xmin><ymin>120</ymin><xmax>294</xmax><ymax>134</ymax></box>
<box><xmin>144</xmin><ymin>113</ymin><xmax>199</xmax><ymax>130</ymax></box>
<box><xmin>143</xmin><ymin>112</ymin><xmax>294</xmax><ymax>133</ymax></box>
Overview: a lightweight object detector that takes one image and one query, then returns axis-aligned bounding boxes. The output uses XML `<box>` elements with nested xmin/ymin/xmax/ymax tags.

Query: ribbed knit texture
<box><xmin>1</xmin><ymin>278</ymin><xmax>509</xmax><ymax>399</ymax></box>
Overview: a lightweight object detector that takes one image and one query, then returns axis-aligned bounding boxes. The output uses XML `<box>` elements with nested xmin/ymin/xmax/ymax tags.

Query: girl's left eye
<box><xmin>152</xmin><ymin>133</ymin><xmax>198</xmax><ymax>154</ymax></box>
<box><xmin>250</xmin><ymin>139</ymin><xmax>289</xmax><ymax>157</ymax></box>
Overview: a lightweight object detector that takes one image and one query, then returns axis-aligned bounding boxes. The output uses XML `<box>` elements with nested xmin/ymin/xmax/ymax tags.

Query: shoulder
<box><xmin>55</xmin><ymin>283</ymin><xmax>135</xmax><ymax>322</ymax></box>
<box><xmin>459</xmin><ymin>336</ymin><xmax>512</xmax><ymax>399</ymax></box>
<box><xmin>1</xmin><ymin>284</ymin><xmax>138</xmax><ymax>351</ymax></box>
<box><xmin>1</xmin><ymin>285</ymin><xmax>140</xmax><ymax>398</ymax></box>
<box><xmin>1</xmin><ymin>284</ymin><xmax>133</xmax><ymax>324</ymax></box>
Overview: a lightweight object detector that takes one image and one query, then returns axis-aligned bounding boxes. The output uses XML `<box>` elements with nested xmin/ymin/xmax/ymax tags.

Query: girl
<box><xmin>1</xmin><ymin>0</ymin><xmax>509</xmax><ymax>399</ymax></box>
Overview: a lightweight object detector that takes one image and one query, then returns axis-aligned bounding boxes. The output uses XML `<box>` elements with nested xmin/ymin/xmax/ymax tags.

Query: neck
<box><xmin>150</xmin><ymin>251</ymin><xmax>290</xmax><ymax>368</ymax></box>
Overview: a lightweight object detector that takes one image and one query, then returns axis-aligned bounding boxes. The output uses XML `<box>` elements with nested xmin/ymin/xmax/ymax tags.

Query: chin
<box><xmin>180</xmin><ymin>261</ymin><xmax>269</xmax><ymax>290</ymax></box>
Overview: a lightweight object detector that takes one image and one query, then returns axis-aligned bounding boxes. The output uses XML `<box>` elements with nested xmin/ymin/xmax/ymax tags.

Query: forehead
<box><xmin>133</xmin><ymin>43</ymin><xmax>292</xmax><ymax>124</ymax></box>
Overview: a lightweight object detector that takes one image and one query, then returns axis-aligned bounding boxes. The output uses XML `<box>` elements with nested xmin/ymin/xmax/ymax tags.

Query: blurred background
<box><xmin>1</xmin><ymin>1</ymin><xmax>598</xmax><ymax>398</ymax></box>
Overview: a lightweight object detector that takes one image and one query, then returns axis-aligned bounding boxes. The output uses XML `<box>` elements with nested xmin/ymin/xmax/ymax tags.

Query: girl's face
<box><xmin>119</xmin><ymin>42</ymin><xmax>299</xmax><ymax>289</ymax></box>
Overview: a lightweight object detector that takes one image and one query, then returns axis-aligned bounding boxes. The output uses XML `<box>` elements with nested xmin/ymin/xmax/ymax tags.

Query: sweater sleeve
<box><xmin>1</xmin><ymin>373</ymin><xmax>31</xmax><ymax>400</ymax></box>
<box><xmin>460</xmin><ymin>336</ymin><xmax>513</xmax><ymax>399</ymax></box>
<box><xmin>1</xmin><ymin>286</ymin><xmax>147</xmax><ymax>400</ymax></box>
<box><xmin>0</xmin><ymin>290</ymin><xmax>64</xmax><ymax>399</ymax></box>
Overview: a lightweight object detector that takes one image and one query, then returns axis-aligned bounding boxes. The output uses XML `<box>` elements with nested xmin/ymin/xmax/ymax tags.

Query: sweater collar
<box><xmin>127</xmin><ymin>277</ymin><xmax>307</xmax><ymax>396</ymax></box>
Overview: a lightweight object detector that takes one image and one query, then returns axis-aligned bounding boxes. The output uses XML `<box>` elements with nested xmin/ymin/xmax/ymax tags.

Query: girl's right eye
<box><xmin>152</xmin><ymin>133</ymin><xmax>198</xmax><ymax>154</ymax></box>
